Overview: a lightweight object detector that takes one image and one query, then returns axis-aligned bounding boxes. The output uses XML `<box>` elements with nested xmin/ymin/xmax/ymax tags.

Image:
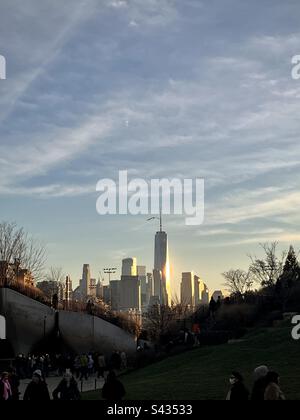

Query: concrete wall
<box><xmin>58</xmin><ymin>311</ymin><xmax>136</xmax><ymax>356</ymax></box>
<box><xmin>0</xmin><ymin>288</ymin><xmax>136</xmax><ymax>356</ymax></box>
<box><xmin>0</xmin><ymin>288</ymin><xmax>56</xmax><ymax>355</ymax></box>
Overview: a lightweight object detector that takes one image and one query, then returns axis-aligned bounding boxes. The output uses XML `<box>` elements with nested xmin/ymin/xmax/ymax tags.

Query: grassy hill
<box><xmin>84</xmin><ymin>324</ymin><xmax>300</xmax><ymax>400</ymax></box>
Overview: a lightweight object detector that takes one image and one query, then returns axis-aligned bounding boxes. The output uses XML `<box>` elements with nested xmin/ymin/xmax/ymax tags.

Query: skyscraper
<box><xmin>181</xmin><ymin>272</ymin><xmax>195</xmax><ymax>307</ymax></box>
<box><xmin>154</xmin><ymin>213</ymin><xmax>171</xmax><ymax>306</ymax></box>
<box><xmin>81</xmin><ymin>264</ymin><xmax>91</xmax><ymax>298</ymax></box>
<box><xmin>137</xmin><ymin>265</ymin><xmax>148</xmax><ymax>308</ymax></box>
<box><xmin>110</xmin><ymin>280</ymin><xmax>121</xmax><ymax>311</ymax></box>
<box><xmin>119</xmin><ymin>257</ymin><xmax>141</xmax><ymax>312</ymax></box>
<box><xmin>65</xmin><ymin>275</ymin><xmax>73</xmax><ymax>302</ymax></box>
<box><xmin>122</xmin><ymin>258</ymin><xmax>137</xmax><ymax>276</ymax></box>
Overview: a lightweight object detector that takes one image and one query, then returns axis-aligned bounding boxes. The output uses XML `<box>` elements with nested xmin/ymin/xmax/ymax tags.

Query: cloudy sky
<box><xmin>1</xmin><ymin>0</ymin><xmax>300</xmax><ymax>295</ymax></box>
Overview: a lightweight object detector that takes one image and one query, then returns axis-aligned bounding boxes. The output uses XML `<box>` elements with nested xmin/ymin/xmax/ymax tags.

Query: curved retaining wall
<box><xmin>0</xmin><ymin>288</ymin><xmax>56</xmax><ymax>355</ymax></box>
<box><xmin>58</xmin><ymin>311</ymin><xmax>136</xmax><ymax>356</ymax></box>
<box><xmin>0</xmin><ymin>288</ymin><xmax>136</xmax><ymax>356</ymax></box>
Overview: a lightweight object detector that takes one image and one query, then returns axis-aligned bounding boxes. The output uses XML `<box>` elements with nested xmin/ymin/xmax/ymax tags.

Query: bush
<box><xmin>214</xmin><ymin>303</ymin><xmax>260</xmax><ymax>335</ymax></box>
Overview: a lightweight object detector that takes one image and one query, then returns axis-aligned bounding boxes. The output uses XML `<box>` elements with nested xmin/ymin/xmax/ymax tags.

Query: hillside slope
<box><xmin>84</xmin><ymin>325</ymin><xmax>300</xmax><ymax>400</ymax></box>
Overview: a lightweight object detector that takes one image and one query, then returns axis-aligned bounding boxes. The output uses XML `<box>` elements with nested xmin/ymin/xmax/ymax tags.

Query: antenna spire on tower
<box><xmin>160</xmin><ymin>206</ymin><xmax>162</xmax><ymax>232</ymax></box>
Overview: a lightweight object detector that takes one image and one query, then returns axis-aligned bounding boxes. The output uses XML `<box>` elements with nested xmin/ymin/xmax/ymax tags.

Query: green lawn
<box><xmin>83</xmin><ymin>325</ymin><xmax>300</xmax><ymax>400</ymax></box>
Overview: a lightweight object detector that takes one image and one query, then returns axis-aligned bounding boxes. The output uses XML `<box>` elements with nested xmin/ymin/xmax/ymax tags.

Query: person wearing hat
<box><xmin>226</xmin><ymin>371</ymin><xmax>249</xmax><ymax>401</ymax></box>
<box><xmin>23</xmin><ymin>370</ymin><xmax>50</xmax><ymax>401</ymax></box>
<box><xmin>52</xmin><ymin>371</ymin><xmax>81</xmax><ymax>401</ymax></box>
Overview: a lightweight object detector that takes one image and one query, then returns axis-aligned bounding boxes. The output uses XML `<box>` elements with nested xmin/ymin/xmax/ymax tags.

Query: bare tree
<box><xmin>222</xmin><ymin>269</ymin><xmax>253</xmax><ymax>295</ymax></box>
<box><xmin>144</xmin><ymin>302</ymin><xmax>192</xmax><ymax>341</ymax></box>
<box><xmin>249</xmin><ymin>242</ymin><xmax>286</xmax><ymax>288</ymax></box>
<box><xmin>143</xmin><ymin>305</ymin><xmax>175</xmax><ymax>341</ymax></box>
<box><xmin>0</xmin><ymin>221</ymin><xmax>46</xmax><ymax>282</ymax></box>
<box><xmin>45</xmin><ymin>266</ymin><xmax>65</xmax><ymax>284</ymax></box>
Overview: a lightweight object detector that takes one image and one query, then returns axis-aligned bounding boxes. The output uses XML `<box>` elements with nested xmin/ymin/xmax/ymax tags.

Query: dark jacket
<box><xmin>23</xmin><ymin>381</ymin><xmax>51</xmax><ymax>401</ymax></box>
<box><xmin>229</xmin><ymin>382</ymin><xmax>249</xmax><ymax>401</ymax></box>
<box><xmin>53</xmin><ymin>379</ymin><xmax>81</xmax><ymax>401</ymax></box>
<box><xmin>251</xmin><ymin>377</ymin><xmax>268</xmax><ymax>401</ymax></box>
<box><xmin>102</xmin><ymin>379</ymin><xmax>126</xmax><ymax>401</ymax></box>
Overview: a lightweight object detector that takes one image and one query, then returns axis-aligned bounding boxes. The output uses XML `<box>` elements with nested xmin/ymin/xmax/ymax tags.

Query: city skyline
<box><xmin>1</xmin><ymin>0</ymin><xmax>300</xmax><ymax>295</ymax></box>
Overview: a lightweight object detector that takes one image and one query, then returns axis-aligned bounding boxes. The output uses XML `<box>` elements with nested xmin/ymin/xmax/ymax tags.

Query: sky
<box><xmin>1</xmin><ymin>0</ymin><xmax>300</xmax><ymax>297</ymax></box>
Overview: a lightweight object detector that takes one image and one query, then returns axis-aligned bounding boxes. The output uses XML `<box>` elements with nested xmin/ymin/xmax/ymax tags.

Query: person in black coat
<box><xmin>23</xmin><ymin>370</ymin><xmax>50</xmax><ymax>401</ymax></box>
<box><xmin>226</xmin><ymin>372</ymin><xmax>249</xmax><ymax>401</ymax></box>
<box><xmin>102</xmin><ymin>370</ymin><xmax>126</xmax><ymax>401</ymax></box>
<box><xmin>53</xmin><ymin>372</ymin><xmax>81</xmax><ymax>401</ymax></box>
<box><xmin>251</xmin><ymin>365</ymin><xmax>269</xmax><ymax>401</ymax></box>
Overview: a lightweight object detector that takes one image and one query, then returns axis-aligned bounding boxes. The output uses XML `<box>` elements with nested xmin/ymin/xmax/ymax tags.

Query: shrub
<box><xmin>214</xmin><ymin>303</ymin><xmax>260</xmax><ymax>335</ymax></box>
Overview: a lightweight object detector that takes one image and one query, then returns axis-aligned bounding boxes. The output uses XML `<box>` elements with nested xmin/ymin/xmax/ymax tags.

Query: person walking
<box><xmin>8</xmin><ymin>368</ymin><xmax>20</xmax><ymax>401</ymax></box>
<box><xmin>79</xmin><ymin>354</ymin><xmax>89</xmax><ymax>381</ymax></box>
<box><xmin>53</xmin><ymin>371</ymin><xmax>81</xmax><ymax>401</ymax></box>
<box><xmin>97</xmin><ymin>354</ymin><xmax>106</xmax><ymax>379</ymax></box>
<box><xmin>23</xmin><ymin>370</ymin><xmax>50</xmax><ymax>401</ymax></box>
<box><xmin>0</xmin><ymin>372</ymin><xmax>13</xmax><ymax>401</ymax></box>
<box><xmin>251</xmin><ymin>365</ymin><xmax>269</xmax><ymax>401</ymax></box>
<box><xmin>102</xmin><ymin>370</ymin><xmax>126</xmax><ymax>401</ymax></box>
<box><xmin>209</xmin><ymin>297</ymin><xmax>217</xmax><ymax>319</ymax></box>
<box><xmin>226</xmin><ymin>372</ymin><xmax>249</xmax><ymax>401</ymax></box>
<box><xmin>264</xmin><ymin>372</ymin><xmax>286</xmax><ymax>401</ymax></box>
<box><xmin>121</xmin><ymin>351</ymin><xmax>127</xmax><ymax>371</ymax></box>
<box><xmin>88</xmin><ymin>354</ymin><xmax>94</xmax><ymax>376</ymax></box>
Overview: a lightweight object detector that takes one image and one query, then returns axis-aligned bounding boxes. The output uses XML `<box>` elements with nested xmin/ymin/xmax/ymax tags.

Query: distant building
<box><xmin>65</xmin><ymin>275</ymin><xmax>73</xmax><ymax>304</ymax></box>
<box><xmin>120</xmin><ymin>275</ymin><xmax>141</xmax><ymax>312</ymax></box>
<box><xmin>76</xmin><ymin>265</ymin><xmax>98</xmax><ymax>301</ymax></box>
<box><xmin>147</xmin><ymin>272</ymin><xmax>153</xmax><ymax>298</ymax></box>
<box><xmin>0</xmin><ymin>260</ymin><xmax>34</xmax><ymax>288</ymax></box>
<box><xmin>153</xmin><ymin>269</ymin><xmax>162</xmax><ymax>301</ymax></box>
<box><xmin>154</xmin><ymin>220</ymin><xmax>171</xmax><ymax>306</ymax></box>
<box><xmin>122</xmin><ymin>258</ymin><xmax>137</xmax><ymax>276</ymax></box>
<box><xmin>36</xmin><ymin>280</ymin><xmax>58</xmax><ymax>299</ymax></box>
<box><xmin>110</xmin><ymin>280</ymin><xmax>121</xmax><ymax>311</ymax></box>
<box><xmin>89</xmin><ymin>278</ymin><xmax>97</xmax><ymax>297</ymax></box>
<box><xmin>181</xmin><ymin>272</ymin><xmax>195</xmax><ymax>307</ymax></box>
<box><xmin>194</xmin><ymin>275</ymin><xmax>201</xmax><ymax>306</ymax></box>
<box><xmin>96</xmin><ymin>279</ymin><xmax>103</xmax><ymax>299</ymax></box>
<box><xmin>80</xmin><ymin>264</ymin><xmax>91</xmax><ymax>298</ymax></box>
<box><xmin>212</xmin><ymin>290</ymin><xmax>227</xmax><ymax>301</ymax></box>
<box><xmin>137</xmin><ymin>265</ymin><xmax>149</xmax><ymax>309</ymax></box>
<box><xmin>200</xmin><ymin>282</ymin><xmax>210</xmax><ymax>305</ymax></box>
<box><xmin>149</xmin><ymin>295</ymin><xmax>160</xmax><ymax>307</ymax></box>
<box><xmin>195</xmin><ymin>275</ymin><xmax>210</xmax><ymax>306</ymax></box>
<box><xmin>103</xmin><ymin>285</ymin><xmax>111</xmax><ymax>305</ymax></box>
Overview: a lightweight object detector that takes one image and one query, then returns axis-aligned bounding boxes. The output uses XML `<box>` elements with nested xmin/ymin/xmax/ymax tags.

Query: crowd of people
<box><xmin>0</xmin><ymin>344</ymin><xmax>287</xmax><ymax>402</ymax></box>
<box><xmin>0</xmin><ymin>350</ymin><xmax>128</xmax><ymax>401</ymax></box>
<box><xmin>12</xmin><ymin>350</ymin><xmax>127</xmax><ymax>380</ymax></box>
<box><xmin>226</xmin><ymin>366</ymin><xmax>286</xmax><ymax>401</ymax></box>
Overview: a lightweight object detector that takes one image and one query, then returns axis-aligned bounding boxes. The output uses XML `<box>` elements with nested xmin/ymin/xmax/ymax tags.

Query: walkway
<box><xmin>19</xmin><ymin>375</ymin><xmax>104</xmax><ymax>400</ymax></box>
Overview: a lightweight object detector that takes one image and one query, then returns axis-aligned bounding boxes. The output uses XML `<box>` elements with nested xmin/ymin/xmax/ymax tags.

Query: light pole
<box><xmin>103</xmin><ymin>268</ymin><xmax>117</xmax><ymax>283</ymax></box>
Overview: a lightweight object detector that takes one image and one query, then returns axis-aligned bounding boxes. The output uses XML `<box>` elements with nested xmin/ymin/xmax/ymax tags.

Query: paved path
<box><xmin>19</xmin><ymin>375</ymin><xmax>104</xmax><ymax>400</ymax></box>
